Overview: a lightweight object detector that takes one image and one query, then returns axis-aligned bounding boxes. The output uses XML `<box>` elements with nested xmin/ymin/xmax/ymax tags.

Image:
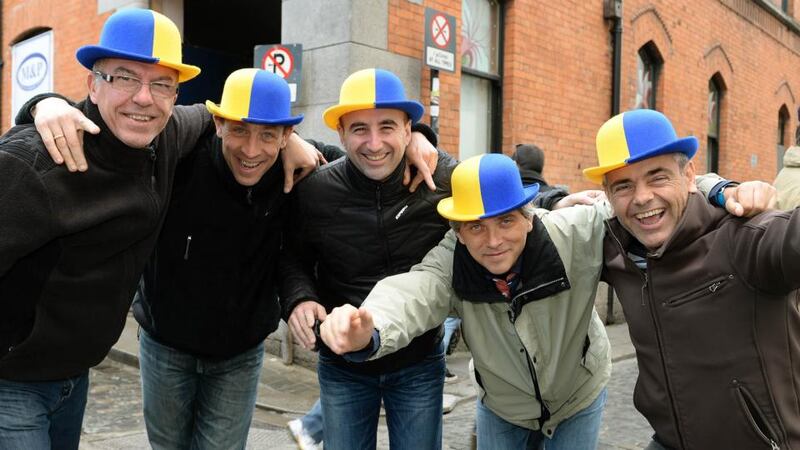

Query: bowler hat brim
<box><xmin>583</xmin><ymin>136</ymin><xmax>698</xmax><ymax>184</ymax></box>
<box><xmin>437</xmin><ymin>184</ymin><xmax>540</xmax><ymax>222</ymax></box>
<box><xmin>323</xmin><ymin>100</ymin><xmax>424</xmax><ymax>130</ymax></box>
<box><xmin>206</xmin><ymin>101</ymin><xmax>304</xmax><ymax>126</ymax></box>
<box><xmin>77</xmin><ymin>45</ymin><xmax>201</xmax><ymax>83</ymax></box>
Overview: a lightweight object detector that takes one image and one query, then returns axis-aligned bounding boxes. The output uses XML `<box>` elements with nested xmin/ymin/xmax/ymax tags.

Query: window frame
<box><xmin>459</xmin><ymin>0</ymin><xmax>505</xmax><ymax>157</ymax></box>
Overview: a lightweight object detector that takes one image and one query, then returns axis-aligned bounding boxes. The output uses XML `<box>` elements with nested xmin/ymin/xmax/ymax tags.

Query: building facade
<box><xmin>3</xmin><ymin>0</ymin><xmax>799</xmax><ymax>190</ymax></box>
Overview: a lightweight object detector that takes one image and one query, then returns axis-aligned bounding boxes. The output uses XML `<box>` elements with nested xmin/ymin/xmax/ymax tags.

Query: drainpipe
<box><xmin>605</xmin><ymin>0</ymin><xmax>623</xmax><ymax>116</ymax></box>
<box><xmin>603</xmin><ymin>0</ymin><xmax>623</xmax><ymax>325</ymax></box>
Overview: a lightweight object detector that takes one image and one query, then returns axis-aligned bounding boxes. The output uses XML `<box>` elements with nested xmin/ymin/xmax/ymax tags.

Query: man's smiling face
<box><xmin>88</xmin><ymin>58</ymin><xmax>178</xmax><ymax>149</ymax></box>
<box><xmin>604</xmin><ymin>153</ymin><xmax>697</xmax><ymax>250</ymax></box>
<box><xmin>338</xmin><ymin>108</ymin><xmax>411</xmax><ymax>181</ymax></box>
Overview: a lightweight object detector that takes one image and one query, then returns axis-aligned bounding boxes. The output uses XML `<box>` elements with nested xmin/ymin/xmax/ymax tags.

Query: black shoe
<box><xmin>445</xmin><ymin>367</ymin><xmax>458</xmax><ymax>383</ymax></box>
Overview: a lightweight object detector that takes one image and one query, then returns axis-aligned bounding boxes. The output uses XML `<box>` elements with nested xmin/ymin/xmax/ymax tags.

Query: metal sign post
<box><xmin>430</xmin><ymin>70</ymin><xmax>440</xmax><ymax>135</ymax></box>
<box><xmin>423</xmin><ymin>8</ymin><xmax>455</xmax><ymax>136</ymax></box>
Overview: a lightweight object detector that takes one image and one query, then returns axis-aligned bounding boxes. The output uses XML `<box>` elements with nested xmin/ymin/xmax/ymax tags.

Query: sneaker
<box><xmin>445</xmin><ymin>367</ymin><xmax>458</xmax><ymax>383</ymax></box>
<box><xmin>288</xmin><ymin>419</ymin><xmax>321</xmax><ymax>450</ymax></box>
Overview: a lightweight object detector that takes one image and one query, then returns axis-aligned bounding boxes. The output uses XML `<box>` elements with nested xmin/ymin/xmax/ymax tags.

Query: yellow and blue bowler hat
<box><xmin>206</xmin><ymin>69</ymin><xmax>303</xmax><ymax>126</ymax></box>
<box><xmin>437</xmin><ymin>154</ymin><xmax>540</xmax><ymax>222</ymax></box>
<box><xmin>583</xmin><ymin>109</ymin><xmax>698</xmax><ymax>184</ymax></box>
<box><xmin>76</xmin><ymin>8</ymin><xmax>200</xmax><ymax>82</ymax></box>
<box><xmin>323</xmin><ymin>68</ymin><xmax>424</xmax><ymax>130</ymax></box>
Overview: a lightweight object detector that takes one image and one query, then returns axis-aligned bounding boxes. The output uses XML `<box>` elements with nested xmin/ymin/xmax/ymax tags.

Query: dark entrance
<box><xmin>177</xmin><ymin>1</ymin><xmax>281</xmax><ymax>105</ymax></box>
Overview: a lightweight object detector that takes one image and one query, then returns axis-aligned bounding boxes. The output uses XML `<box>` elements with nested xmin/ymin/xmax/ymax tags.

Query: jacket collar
<box><xmin>81</xmin><ymin>98</ymin><xmax>157</xmax><ymax>174</ymax></box>
<box><xmin>209</xmin><ymin>137</ymin><xmax>285</xmax><ymax>202</ymax></box>
<box><xmin>345</xmin><ymin>156</ymin><xmax>409</xmax><ymax>200</ymax></box>
<box><xmin>452</xmin><ymin>217</ymin><xmax>571</xmax><ymax>305</ymax></box>
<box><xmin>606</xmin><ymin>192</ymin><xmax>727</xmax><ymax>259</ymax></box>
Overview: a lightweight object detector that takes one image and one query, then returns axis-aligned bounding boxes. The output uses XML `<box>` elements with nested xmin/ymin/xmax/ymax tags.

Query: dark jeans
<box><xmin>0</xmin><ymin>372</ymin><xmax>89</xmax><ymax>450</ymax></box>
<box><xmin>318</xmin><ymin>350</ymin><xmax>445</xmax><ymax>450</ymax></box>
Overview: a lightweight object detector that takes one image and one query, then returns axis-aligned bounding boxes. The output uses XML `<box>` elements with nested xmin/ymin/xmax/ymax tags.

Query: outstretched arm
<box><xmin>320</xmin><ymin>305</ymin><xmax>375</xmax><ymax>355</ymax></box>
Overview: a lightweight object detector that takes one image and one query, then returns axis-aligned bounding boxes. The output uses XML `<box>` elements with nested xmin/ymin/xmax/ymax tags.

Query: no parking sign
<box><xmin>254</xmin><ymin>44</ymin><xmax>303</xmax><ymax>102</ymax></box>
<box><xmin>424</xmin><ymin>8</ymin><xmax>456</xmax><ymax>72</ymax></box>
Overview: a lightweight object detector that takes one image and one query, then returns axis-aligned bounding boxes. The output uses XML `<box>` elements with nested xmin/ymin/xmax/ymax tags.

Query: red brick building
<box><xmin>3</xmin><ymin>0</ymin><xmax>799</xmax><ymax>190</ymax></box>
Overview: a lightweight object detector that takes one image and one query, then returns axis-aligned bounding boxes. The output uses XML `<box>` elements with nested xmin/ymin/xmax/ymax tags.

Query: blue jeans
<box><xmin>0</xmin><ymin>372</ymin><xmax>89</xmax><ymax>450</ymax></box>
<box><xmin>301</xmin><ymin>399</ymin><xmax>324</xmax><ymax>443</ymax></box>
<box><xmin>139</xmin><ymin>329</ymin><xmax>264</xmax><ymax>450</ymax></box>
<box><xmin>442</xmin><ymin>317</ymin><xmax>462</xmax><ymax>352</ymax></box>
<box><xmin>318</xmin><ymin>350</ymin><xmax>445</xmax><ymax>450</ymax></box>
<box><xmin>476</xmin><ymin>388</ymin><xmax>607</xmax><ymax>450</ymax></box>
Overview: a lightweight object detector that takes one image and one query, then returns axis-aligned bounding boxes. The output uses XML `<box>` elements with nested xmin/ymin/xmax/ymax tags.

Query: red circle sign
<box><xmin>431</xmin><ymin>14</ymin><xmax>451</xmax><ymax>49</ymax></box>
<box><xmin>262</xmin><ymin>46</ymin><xmax>294</xmax><ymax>79</ymax></box>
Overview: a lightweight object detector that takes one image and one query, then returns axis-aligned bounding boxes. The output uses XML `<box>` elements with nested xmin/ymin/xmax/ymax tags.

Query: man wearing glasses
<box><xmin>0</xmin><ymin>9</ymin><xmax>212</xmax><ymax>448</ymax></box>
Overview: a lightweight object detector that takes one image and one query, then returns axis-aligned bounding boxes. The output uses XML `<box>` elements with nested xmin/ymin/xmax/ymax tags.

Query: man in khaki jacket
<box><xmin>774</xmin><ymin>145</ymin><xmax>800</xmax><ymax>209</ymax></box>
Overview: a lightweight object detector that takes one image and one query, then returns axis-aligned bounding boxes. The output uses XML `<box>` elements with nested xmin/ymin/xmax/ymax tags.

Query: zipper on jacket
<box><xmin>640</xmin><ymin>272</ymin><xmax>648</xmax><ymax>306</ymax></box>
<box><xmin>508</xmin><ymin>278</ymin><xmax>567</xmax><ymax>322</ymax></box>
<box><xmin>608</xmin><ymin>224</ymin><xmax>687</xmax><ymax>448</ymax></box>
<box><xmin>149</xmin><ymin>147</ymin><xmax>157</xmax><ymax>190</ymax></box>
<box><xmin>375</xmin><ymin>186</ymin><xmax>392</xmax><ymax>271</ymax></box>
<box><xmin>644</xmin><ymin>265</ymin><xmax>688</xmax><ymax>450</ymax></box>
<box><xmin>663</xmin><ymin>274</ymin><xmax>733</xmax><ymax>308</ymax></box>
<box><xmin>507</xmin><ymin>311</ymin><xmax>551</xmax><ymax>430</ymax></box>
<box><xmin>733</xmin><ymin>380</ymin><xmax>781</xmax><ymax>450</ymax></box>
<box><xmin>183</xmin><ymin>235</ymin><xmax>192</xmax><ymax>260</ymax></box>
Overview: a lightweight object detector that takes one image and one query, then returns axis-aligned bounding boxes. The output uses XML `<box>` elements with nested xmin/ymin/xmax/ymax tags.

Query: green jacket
<box><xmin>364</xmin><ymin>201</ymin><xmax>612</xmax><ymax>436</ymax></box>
<box><xmin>362</xmin><ymin>174</ymin><xmax>726</xmax><ymax>436</ymax></box>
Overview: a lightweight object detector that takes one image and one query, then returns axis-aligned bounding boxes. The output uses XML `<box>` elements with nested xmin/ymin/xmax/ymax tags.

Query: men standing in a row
<box><xmin>23</xmin><ymin>64</ymin><xmax>439</xmax><ymax>449</ymax></box>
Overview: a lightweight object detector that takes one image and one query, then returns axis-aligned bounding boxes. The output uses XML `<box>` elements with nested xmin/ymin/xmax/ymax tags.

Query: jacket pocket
<box><xmin>733</xmin><ymin>380</ymin><xmax>781</xmax><ymax>449</ymax></box>
<box><xmin>664</xmin><ymin>274</ymin><xmax>734</xmax><ymax>307</ymax></box>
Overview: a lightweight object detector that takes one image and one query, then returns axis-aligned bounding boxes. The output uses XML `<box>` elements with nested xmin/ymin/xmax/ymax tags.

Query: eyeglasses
<box><xmin>93</xmin><ymin>71</ymin><xmax>178</xmax><ymax>98</ymax></box>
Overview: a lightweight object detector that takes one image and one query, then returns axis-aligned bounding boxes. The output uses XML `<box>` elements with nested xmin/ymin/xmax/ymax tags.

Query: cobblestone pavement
<box><xmin>80</xmin><ymin>355</ymin><xmax>652</xmax><ymax>449</ymax></box>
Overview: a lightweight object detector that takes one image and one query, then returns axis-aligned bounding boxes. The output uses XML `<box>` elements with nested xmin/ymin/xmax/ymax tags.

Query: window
<box><xmin>777</xmin><ymin>105</ymin><xmax>789</xmax><ymax>171</ymax></box>
<box><xmin>781</xmin><ymin>0</ymin><xmax>789</xmax><ymax>13</ymax></box>
<box><xmin>634</xmin><ymin>43</ymin><xmax>662</xmax><ymax>110</ymax></box>
<box><xmin>460</xmin><ymin>0</ymin><xmax>502</xmax><ymax>160</ymax></box>
<box><xmin>707</xmin><ymin>77</ymin><xmax>723</xmax><ymax>173</ymax></box>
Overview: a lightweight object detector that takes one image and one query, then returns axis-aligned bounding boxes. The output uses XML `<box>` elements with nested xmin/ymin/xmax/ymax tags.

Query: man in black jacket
<box><xmin>131</xmin><ymin>68</ymin><xmax>317</xmax><ymax>449</ymax></box>
<box><xmin>0</xmin><ymin>9</ymin><xmax>209</xmax><ymax>449</ymax></box>
<box><xmin>280</xmin><ymin>68</ymin><xmax>458</xmax><ymax>450</ymax></box>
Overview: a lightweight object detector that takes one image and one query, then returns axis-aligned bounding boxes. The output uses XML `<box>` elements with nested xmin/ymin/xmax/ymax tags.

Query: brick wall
<box><xmin>388</xmin><ymin>0</ymin><xmax>800</xmax><ymax>190</ymax></box>
<box><xmin>3</xmin><ymin>0</ymin><xmax>110</xmax><ymax>127</ymax></box>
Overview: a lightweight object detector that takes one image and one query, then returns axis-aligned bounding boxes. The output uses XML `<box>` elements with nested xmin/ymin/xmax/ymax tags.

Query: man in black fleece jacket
<box><xmin>0</xmin><ymin>9</ymin><xmax>209</xmax><ymax>449</ymax></box>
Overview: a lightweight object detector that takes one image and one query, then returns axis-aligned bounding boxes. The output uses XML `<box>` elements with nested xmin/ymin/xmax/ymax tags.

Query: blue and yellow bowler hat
<box><xmin>438</xmin><ymin>154</ymin><xmax>540</xmax><ymax>222</ymax></box>
<box><xmin>206</xmin><ymin>69</ymin><xmax>303</xmax><ymax>126</ymax></box>
<box><xmin>76</xmin><ymin>9</ymin><xmax>200</xmax><ymax>82</ymax></box>
<box><xmin>323</xmin><ymin>68</ymin><xmax>424</xmax><ymax>130</ymax></box>
<box><xmin>583</xmin><ymin>109</ymin><xmax>698</xmax><ymax>184</ymax></box>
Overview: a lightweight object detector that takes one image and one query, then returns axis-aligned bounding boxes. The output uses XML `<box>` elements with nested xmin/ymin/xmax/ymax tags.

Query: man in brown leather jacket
<box><xmin>585</xmin><ymin>109</ymin><xmax>799</xmax><ymax>450</ymax></box>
